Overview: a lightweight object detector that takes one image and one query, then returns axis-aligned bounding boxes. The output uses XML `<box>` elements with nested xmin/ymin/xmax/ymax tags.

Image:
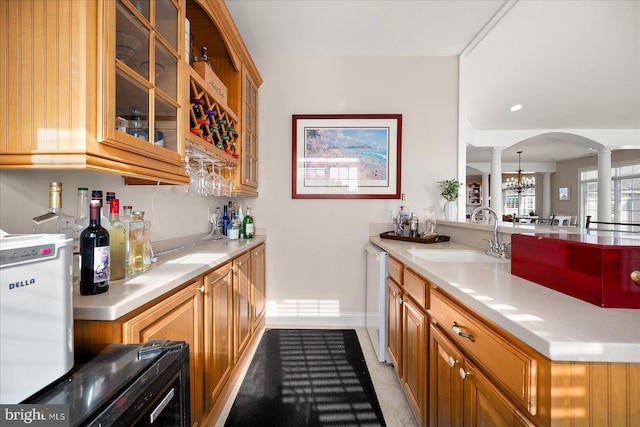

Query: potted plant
<box><xmin>438</xmin><ymin>179</ymin><xmax>461</xmax><ymax>220</ymax></box>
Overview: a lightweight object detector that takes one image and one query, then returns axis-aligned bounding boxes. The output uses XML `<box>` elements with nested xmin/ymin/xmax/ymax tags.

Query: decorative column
<box><xmin>490</xmin><ymin>147</ymin><xmax>503</xmax><ymax>218</ymax></box>
<box><xmin>482</xmin><ymin>173</ymin><xmax>490</xmax><ymax>207</ymax></box>
<box><xmin>543</xmin><ymin>172</ymin><xmax>551</xmax><ymax>219</ymax></box>
<box><xmin>597</xmin><ymin>147</ymin><xmax>612</xmax><ymax>227</ymax></box>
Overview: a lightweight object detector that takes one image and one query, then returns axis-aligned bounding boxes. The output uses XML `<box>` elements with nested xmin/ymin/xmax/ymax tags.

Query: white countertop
<box><xmin>73</xmin><ymin>236</ymin><xmax>266</xmax><ymax>321</ymax></box>
<box><xmin>370</xmin><ymin>235</ymin><xmax>640</xmax><ymax>363</ymax></box>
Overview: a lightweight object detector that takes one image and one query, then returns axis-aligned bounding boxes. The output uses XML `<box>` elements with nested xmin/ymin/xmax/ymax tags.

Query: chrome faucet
<box><xmin>471</xmin><ymin>206</ymin><xmax>509</xmax><ymax>258</ymax></box>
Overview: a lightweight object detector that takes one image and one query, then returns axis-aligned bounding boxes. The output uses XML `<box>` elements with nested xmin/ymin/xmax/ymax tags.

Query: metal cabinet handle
<box><xmin>448</xmin><ymin>356</ymin><xmax>458</xmax><ymax>368</ymax></box>
<box><xmin>198</xmin><ymin>285</ymin><xmax>205</xmax><ymax>293</ymax></box>
<box><xmin>452</xmin><ymin>322</ymin><xmax>476</xmax><ymax>342</ymax></box>
<box><xmin>459</xmin><ymin>367</ymin><xmax>470</xmax><ymax>380</ymax></box>
<box><xmin>631</xmin><ymin>271</ymin><xmax>640</xmax><ymax>285</ymax></box>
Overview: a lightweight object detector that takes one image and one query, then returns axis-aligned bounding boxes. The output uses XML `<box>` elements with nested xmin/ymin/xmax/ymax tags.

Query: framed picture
<box><xmin>559</xmin><ymin>186</ymin><xmax>571</xmax><ymax>201</ymax></box>
<box><xmin>292</xmin><ymin>114</ymin><xmax>402</xmax><ymax>199</ymax></box>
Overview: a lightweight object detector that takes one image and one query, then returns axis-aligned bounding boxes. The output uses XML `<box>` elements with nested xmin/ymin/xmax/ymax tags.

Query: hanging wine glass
<box><xmin>194</xmin><ymin>159</ymin><xmax>208</xmax><ymax>196</ymax></box>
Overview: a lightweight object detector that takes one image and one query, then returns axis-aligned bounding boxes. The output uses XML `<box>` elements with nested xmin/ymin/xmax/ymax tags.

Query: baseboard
<box><xmin>265</xmin><ymin>312</ymin><xmax>366</xmax><ymax>328</ymax></box>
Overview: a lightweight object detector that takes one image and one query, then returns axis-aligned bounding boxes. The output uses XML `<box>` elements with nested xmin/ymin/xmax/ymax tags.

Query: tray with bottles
<box><xmin>187</xmin><ymin>66</ymin><xmax>240</xmax><ymax>166</ymax></box>
<box><xmin>379</xmin><ymin>231</ymin><xmax>450</xmax><ymax>244</ymax></box>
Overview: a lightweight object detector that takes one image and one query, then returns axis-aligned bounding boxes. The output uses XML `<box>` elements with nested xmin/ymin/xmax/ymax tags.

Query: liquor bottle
<box><xmin>222</xmin><ymin>205</ymin><xmax>230</xmax><ymax>236</ymax></box>
<box><xmin>109</xmin><ymin>198</ymin><xmax>126</xmax><ymax>280</ymax></box>
<box><xmin>243</xmin><ymin>206</ymin><xmax>254</xmax><ymax>239</ymax></box>
<box><xmin>72</xmin><ymin>187</ymin><xmax>90</xmax><ymax>282</ymax></box>
<box><xmin>120</xmin><ymin>206</ymin><xmax>133</xmax><ymax>271</ymax></box>
<box><xmin>129</xmin><ymin>211</ymin><xmax>151</xmax><ymax>275</ymax></box>
<box><xmin>80</xmin><ymin>199</ymin><xmax>110</xmax><ymax>295</ymax></box>
<box><xmin>32</xmin><ymin>181</ymin><xmax>75</xmax><ymax>240</ymax></box>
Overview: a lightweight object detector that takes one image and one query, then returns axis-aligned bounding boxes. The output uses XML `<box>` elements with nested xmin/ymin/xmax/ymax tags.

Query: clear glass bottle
<box><xmin>120</xmin><ymin>206</ymin><xmax>133</xmax><ymax>271</ymax></box>
<box><xmin>129</xmin><ymin>211</ymin><xmax>151</xmax><ymax>275</ymax></box>
<box><xmin>108</xmin><ymin>198</ymin><xmax>126</xmax><ymax>280</ymax></box>
<box><xmin>72</xmin><ymin>187</ymin><xmax>90</xmax><ymax>282</ymax></box>
<box><xmin>80</xmin><ymin>199</ymin><xmax>110</xmax><ymax>295</ymax></box>
<box><xmin>32</xmin><ymin>181</ymin><xmax>75</xmax><ymax>240</ymax></box>
<box><xmin>243</xmin><ymin>206</ymin><xmax>254</xmax><ymax>238</ymax></box>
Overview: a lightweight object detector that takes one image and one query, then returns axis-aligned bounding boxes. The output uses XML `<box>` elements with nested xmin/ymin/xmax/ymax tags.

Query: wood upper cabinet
<box><xmin>203</xmin><ymin>262</ymin><xmax>233</xmax><ymax>413</ymax></box>
<box><xmin>238</xmin><ymin>66</ymin><xmax>259</xmax><ymax>193</ymax></box>
<box><xmin>185</xmin><ymin>0</ymin><xmax>262</xmax><ymax>195</ymax></box>
<box><xmin>1</xmin><ymin>0</ymin><xmax>262</xmax><ymax>190</ymax></box>
<box><xmin>122</xmin><ymin>278</ymin><xmax>204</xmax><ymax>426</ymax></box>
<box><xmin>233</xmin><ymin>250</ymin><xmax>251</xmax><ymax>361</ymax></box>
<box><xmin>0</xmin><ymin>0</ymin><xmax>189</xmax><ymax>185</ymax></box>
<box><xmin>250</xmin><ymin>243</ymin><xmax>266</xmax><ymax>328</ymax></box>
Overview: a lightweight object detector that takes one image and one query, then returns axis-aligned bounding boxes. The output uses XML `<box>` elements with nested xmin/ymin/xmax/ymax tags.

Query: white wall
<box><xmin>0</xmin><ymin>56</ymin><xmax>459</xmax><ymax>328</ymax></box>
<box><xmin>250</xmin><ymin>56</ymin><xmax>459</xmax><ymax>326</ymax></box>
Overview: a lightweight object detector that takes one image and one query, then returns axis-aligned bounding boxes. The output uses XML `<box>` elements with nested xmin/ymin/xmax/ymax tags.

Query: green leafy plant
<box><xmin>438</xmin><ymin>179</ymin><xmax>461</xmax><ymax>202</ymax></box>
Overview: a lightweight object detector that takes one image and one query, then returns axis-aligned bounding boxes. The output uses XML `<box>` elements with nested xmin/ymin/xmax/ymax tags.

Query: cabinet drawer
<box><xmin>430</xmin><ymin>288</ymin><xmax>538</xmax><ymax>416</ymax></box>
<box><xmin>404</xmin><ymin>268</ymin><xmax>428</xmax><ymax>309</ymax></box>
<box><xmin>388</xmin><ymin>256</ymin><xmax>404</xmax><ymax>284</ymax></box>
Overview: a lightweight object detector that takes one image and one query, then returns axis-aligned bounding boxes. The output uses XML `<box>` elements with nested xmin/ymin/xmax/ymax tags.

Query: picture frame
<box><xmin>559</xmin><ymin>186</ymin><xmax>571</xmax><ymax>201</ymax></box>
<box><xmin>292</xmin><ymin>114</ymin><xmax>402</xmax><ymax>199</ymax></box>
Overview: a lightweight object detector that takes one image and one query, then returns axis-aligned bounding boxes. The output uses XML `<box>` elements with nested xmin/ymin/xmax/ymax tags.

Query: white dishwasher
<box><xmin>365</xmin><ymin>242</ymin><xmax>389</xmax><ymax>363</ymax></box>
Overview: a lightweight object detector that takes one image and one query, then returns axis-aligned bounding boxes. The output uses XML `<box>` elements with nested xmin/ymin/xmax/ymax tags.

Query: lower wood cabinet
<box><xmin>429</xmin><ymin>286</ymin><xmax>640</xmax><ymax>427</ymax></box>
<box><xmin>203</xmin><ymin>263</ymin><xmax>233</xmax><ymax>412</ymax></box>
<box><xmin>387</xmin><ymin>277</ymin><xmax>403</xmax><ymax>377</ymax></box>
<box><xmin>250</xmin><ymin>243</ymin><xmax>266</xmax><ymax>328</ymax></box>
<box><xmin>402</xmin><ymin>296</ymin><xmax>428</xmax><ymax>426</ymax></box>
<box><xmin>73</xmin><ymin>244</ymin><xmax>267</xmax><ymax>427</ymax></box>
<box><xmin>430</xmin><ymin>323</ymin><xmax>533</xmax><ymax>427</ymax></box>
<box><xmin>233</xmin><ymin>251</ymin><xmax>251</xmax><ymax>362</ymax></box>
<box><xmin>123</xmin><ymin>278</ymin><xmax>204</xmax><ymax>425</ymax></box>
<box><xmin>386</xmin><ymin>256</ymin><xmax>429</xmax><ymax>426</ymax></box>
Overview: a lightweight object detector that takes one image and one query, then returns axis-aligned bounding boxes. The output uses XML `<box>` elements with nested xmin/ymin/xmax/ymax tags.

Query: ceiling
<box><xmin>225</xmin><ymin>0</ymin><xmax>640</xmax><ymax>167</ymax></box>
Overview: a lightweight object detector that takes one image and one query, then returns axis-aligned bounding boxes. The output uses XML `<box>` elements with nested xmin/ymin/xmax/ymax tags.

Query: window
<box><xmin>580</xmin><ymin>162</ymin><xmax>640</xmax><ymax>230</ymax></box>
<box><xmin>503</xmin><ymin>188</ymin><xmax>535</xmax><ymax>216</ymax></box>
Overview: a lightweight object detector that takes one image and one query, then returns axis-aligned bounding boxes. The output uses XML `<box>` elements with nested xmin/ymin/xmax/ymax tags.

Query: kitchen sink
<box><xmin>408</xmin><ymin>248</ymin><xmax>508</xmax><ymax>263</ymax></box>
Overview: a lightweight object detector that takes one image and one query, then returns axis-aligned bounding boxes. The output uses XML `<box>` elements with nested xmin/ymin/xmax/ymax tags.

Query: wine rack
<box><xmin>187</xmin><ymin>66</ymin><xmax>240</xmax><ymax>166</ymax></box>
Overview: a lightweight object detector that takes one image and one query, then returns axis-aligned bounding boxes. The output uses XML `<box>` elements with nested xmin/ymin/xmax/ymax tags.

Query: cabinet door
<box><xmin>462</xmin><ymin>359</ymin><xmax>535</xmax><ymax>427</ymax></box>
<box><xmin>250</xmin><ymin>243</ymin><xmax>266</xmax><ymax>328</ymax></box>
<box><xmin>203</xmin><ymin>262</ymin><xmax>233</xmax><ymax>412</ymax></box>
<box><xmin>430</xmin><ymin>324</ymin><xmax>464</xmax><ymax>427</ymax></box>
<box><xmin>402</xmin><ymin>297</ymin><xmax>428</xmax><ymax>425</ymax></box>
<box><xmin>239</xmin><ymin>67</ymin><xmax>259</xmax><ymax>192</ymax></box>
<box><xmin>234</xmin><ymin>251</ymin><xmax>251</xmax><ymax>361</ymax></box>
<box><xmin>123</xmin><ymin>280</ymin><xmax>203</xmax><ymax>426</ymax></box>
<box><xmin>387</xmin><ymin>278</ymin><xmax>403</xmax><ymax>377</ymax></box>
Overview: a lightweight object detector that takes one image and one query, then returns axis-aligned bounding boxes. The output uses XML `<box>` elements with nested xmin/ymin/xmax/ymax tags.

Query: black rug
<box><xmin>224</xmin><ymin>329</ymin><xmax>386</xmax><ymax>427</ymax></box>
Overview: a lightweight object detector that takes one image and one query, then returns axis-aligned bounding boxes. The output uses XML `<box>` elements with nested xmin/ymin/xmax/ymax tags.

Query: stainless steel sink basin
<box><xmin>408</xmin><ymin>249</ymin><xmax>508</xmax><ymax>263</ymax></box>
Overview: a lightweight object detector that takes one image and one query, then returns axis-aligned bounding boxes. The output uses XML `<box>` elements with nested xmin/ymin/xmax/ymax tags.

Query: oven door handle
<box><xmin>150</xmin><ymin>387</ymin><xmax>175</xmax><ymax>424</ymax></box>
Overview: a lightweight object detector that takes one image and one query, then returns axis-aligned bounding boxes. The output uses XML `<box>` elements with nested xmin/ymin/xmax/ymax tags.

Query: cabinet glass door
<box><xmin>114</xmin><ymin>0</ymin><xmax>180</xmax><ymax>153</ymax></box>
<box><xmin>242</xmin><ymin>73</ymin><xmax>258</xmax><ymax>188</ymax></box>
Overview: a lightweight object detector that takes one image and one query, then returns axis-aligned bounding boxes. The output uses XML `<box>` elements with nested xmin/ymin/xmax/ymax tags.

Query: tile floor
<box><xmin>208</xmin><ymin>326</ymin><xmax>419</xmax><ymax>427</ymax></box>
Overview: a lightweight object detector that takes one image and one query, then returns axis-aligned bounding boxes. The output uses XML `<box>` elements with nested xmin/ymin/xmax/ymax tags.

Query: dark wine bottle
<box><xmin>80</xmin><ymin>199</ymin><xmax>110</xmax><ymax>295</ymax></box>
<box><xmin>222</xmin><ymin>205</ymin><xmax>230</xmax><ymax>236</ymax></box>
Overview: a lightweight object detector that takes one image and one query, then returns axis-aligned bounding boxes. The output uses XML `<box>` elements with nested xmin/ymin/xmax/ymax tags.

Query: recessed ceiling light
<box><xmin>510</xmin><ymin>104</ymin><xmax>523</xmax><ymax>112</ymax></box>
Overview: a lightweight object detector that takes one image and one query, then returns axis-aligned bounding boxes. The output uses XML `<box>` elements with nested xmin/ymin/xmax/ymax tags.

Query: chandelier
<box><xmin>505</xmin><ymin>151</ymin><xmax>535</xmax><ymax>193</ymax></box>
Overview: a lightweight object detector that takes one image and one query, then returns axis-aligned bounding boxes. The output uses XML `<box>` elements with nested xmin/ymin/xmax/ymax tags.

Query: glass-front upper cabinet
<box><xmin>241</xmin><ymin>69</ymin><xmax>259</xmax><ymax>190</ymax></box>
<box><xmin>110</xmin><ymin>0</ymin><xmax>181</xmax><ymax>157</ymax></box>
